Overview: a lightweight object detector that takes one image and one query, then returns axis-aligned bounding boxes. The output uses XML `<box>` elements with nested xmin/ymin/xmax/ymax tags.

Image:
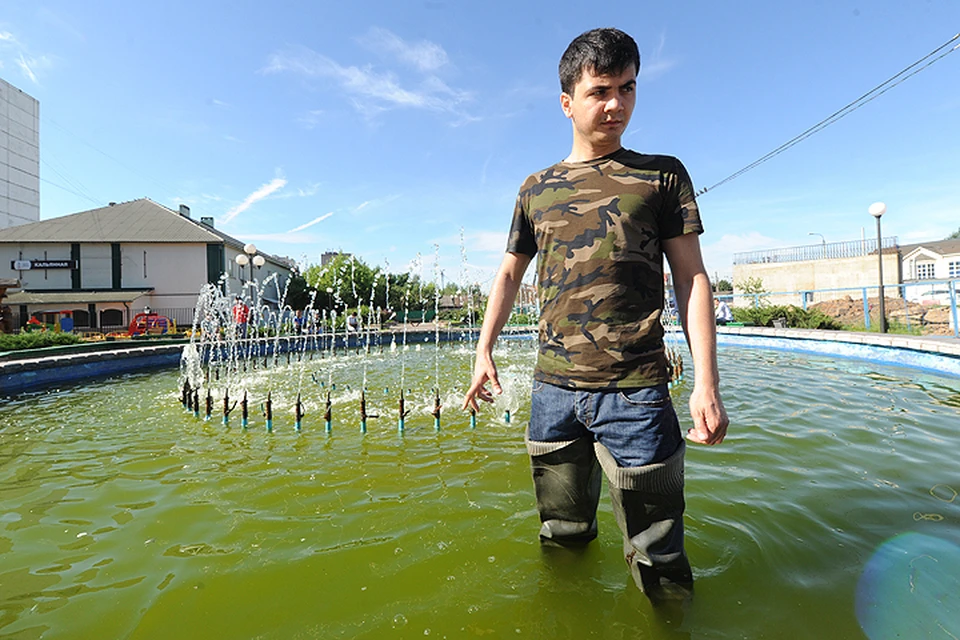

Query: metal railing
<box><xmin>718</xmin><ymin>278</ymin><xmax>959</xmax><ymax>337</ymax></box>
<box><xmin>733</xmin><ymin>237</ymin><xmax>899</xmax><ymax>265</ymax></box>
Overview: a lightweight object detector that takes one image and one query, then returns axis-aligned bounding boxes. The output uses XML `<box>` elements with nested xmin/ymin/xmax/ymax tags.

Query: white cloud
<box><xmin>297</xmin><ymin>109</ymin><xmax>325</xmax><ymax>129</ymax></box>
<box><xmin>639</xmin><ymin>32</ymin><xmax>678</xmax><ymax>82</ymax></box>
<box><xmin>360</xmin><ymin>27</ymin><xmax>449</xmax><ymax>72</ymax></box>
<box><xmin>465</xmin><ymin>230</ymin><xmax>509</xmax><ymax>254</ymax></box>
<box><xmin>221</xmin><ymin>177</ymin><xmax>288</xmax><ymax>224</ymax></box>
<box><xmin>287</xmin><ymin>212</ymin><xmax>333</xmax><ymax>233</ymax></box>
<box><xmin>239</xmin><ymin>231</ymin><xmax>324</xmax><ymax>245</ymax></box>
<box><xmin>16</xmin><ymin>53</ymin><xmax>38</xmax><ymax>84</ymax></box>
<box><xmin>0</xmin><ymin>32</ymin><xmax>52</xmax><ymax>85</ymax></box>
<box><xmin>262</xmin><ymin>45</ymin><xmax>471</xmax><ymax>116</ymax></box>
<box><xmin>350</xmin><ymin>193</ymin><xmax>400</xmax><ymax>214</ymax></box>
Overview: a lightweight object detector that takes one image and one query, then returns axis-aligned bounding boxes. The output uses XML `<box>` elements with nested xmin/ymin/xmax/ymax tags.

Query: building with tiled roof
<box><xmin>0</xmin><ymin>198</ymin><xmax>293</xmax><ymax>331</ymax></box>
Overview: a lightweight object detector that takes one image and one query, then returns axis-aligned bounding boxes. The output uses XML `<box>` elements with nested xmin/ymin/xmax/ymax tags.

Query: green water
<box><xmin>1</xmin><ymin>341</ymin><xmax>959</xmax><ymax>639</ymax></box>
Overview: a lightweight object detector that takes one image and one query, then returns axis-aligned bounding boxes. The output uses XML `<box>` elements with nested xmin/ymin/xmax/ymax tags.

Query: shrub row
<box><xmin>732</xmin><ymin>305</ymin><xmax>844</xmax><ymax>330</ymax></box>
<box><xmin>0</xmin><ymin>332</ymin><xmax>83</xmax><ymax>352</ymax></box>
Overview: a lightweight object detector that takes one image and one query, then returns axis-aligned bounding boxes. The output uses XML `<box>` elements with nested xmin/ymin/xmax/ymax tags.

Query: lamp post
<box><xmin>234</xmin><ymin>253</ymin><xmax>249</xmax><ymax>282</ymax></box>
<box><xmin>868</xmin><ymin>202</ymin><xmax>887</xmax><ymax>333</ymax></box>
<box><xmin>809</xmin><ymin>232</ymin><xmax>826</xmax><ymax>259</ymax></box>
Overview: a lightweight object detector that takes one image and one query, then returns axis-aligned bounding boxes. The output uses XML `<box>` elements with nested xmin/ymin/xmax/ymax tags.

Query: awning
<box><xmin>3</xmin><ymin>290</ymin><xmax>153</xmax><ymax>306</ymax></box>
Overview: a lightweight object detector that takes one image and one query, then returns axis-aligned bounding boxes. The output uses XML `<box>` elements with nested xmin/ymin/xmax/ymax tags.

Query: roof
<box><xmin>899</xmin><ymin>239</ymin><xmax>960</xmax><ymax>258</ymax></box>
<box><xmin>0</xmin><ymin>199</ymin><xmax>224</xmax><ymax>244</ymax></box>
<box><xmin>0</xmin><ymin>198</ymin><xmax>293</xmax><ymax>270</ymax></box>
<box><xmin>4</xmin><ymin>290</ymin><xmax>153</xmax><ymax>305</ymax></box>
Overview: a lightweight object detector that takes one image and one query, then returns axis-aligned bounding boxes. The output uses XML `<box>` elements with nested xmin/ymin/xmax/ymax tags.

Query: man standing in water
<box><xmin>463</xmin><ymin>27</ymin><xmax>728</xmax><ymax>600</ymax></box>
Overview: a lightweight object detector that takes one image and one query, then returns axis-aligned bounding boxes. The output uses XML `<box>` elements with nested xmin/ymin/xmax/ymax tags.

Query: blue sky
<box><xmin>3</xmin><ymin>0</ymin><xmax>959</xmax><ymax>287</ymax></box>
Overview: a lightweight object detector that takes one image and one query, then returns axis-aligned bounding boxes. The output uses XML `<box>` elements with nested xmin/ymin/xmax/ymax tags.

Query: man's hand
<box><xmin>686</xmin><ymin>385</ymin><xmax>728</xmax><ymax>445</ymax></box>
<box><xmin>462</xmin><ymin>353</ymin><xmax>502</xmax><ymax>412</ymax></box>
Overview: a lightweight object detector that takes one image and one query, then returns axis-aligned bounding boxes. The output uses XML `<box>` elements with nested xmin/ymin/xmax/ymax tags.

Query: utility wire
<box><xmin>41</xmin><ymin>116</ymin><xmax>179</xmax><ymax>197</ymax></box>
<box><xmin>39</xmin><ymin>176</ymin><xmax>102</xmax><ymax>206</ymax></box>
<box><xmin>41</xmin><ymin>158</ymin><xmax>101</xmax><ymax>205</ymax></box>
<box><xmin>697</xmin><ymin>32</ymin><xmax>960</xmax><ymax>197</ymax></box>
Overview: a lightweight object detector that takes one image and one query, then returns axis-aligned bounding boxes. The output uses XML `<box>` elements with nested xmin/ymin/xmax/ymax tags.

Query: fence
<box><xmin>733</xmin><ymin>237</ymin><xmax>899</xmax><ymax>265</ymax></box>
<box><xmin>719</xmin><ymin>278</ymin><xmax>959</xmax><ymax>338</ymax></box>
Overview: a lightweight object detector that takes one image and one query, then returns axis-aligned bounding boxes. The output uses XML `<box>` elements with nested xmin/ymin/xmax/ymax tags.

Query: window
<box><xmin>71</xmin><ymin>309</ymin><xmax>90</xmax><ymax>327</ymax></box>
<box><xmin>916</xmin><ymin>262</ymin><xmax>935</xmax><ymax>280</ymax></box>
<box><xmin>100</xmin><ymin>309</ymin><xmax>124</xmax><ymax>328</ymax></box>
<box><xmin>950</xmin><ymin>261</ymin><xmax>960</xmax><ymax>279</ymax></box>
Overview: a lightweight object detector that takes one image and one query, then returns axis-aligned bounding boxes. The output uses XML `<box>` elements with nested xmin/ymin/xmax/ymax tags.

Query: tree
<box><xmin>715</xmin><ymin>279</ymin><xmax>733</xmax><ymax>293</ymax></box>
<box><xmin>946</xmin><ymin>227</ymin><xmax>960</xmax><ymax>240</ymax></box>
<box><xmin>303</xmin><ymin>254</ymin><xmax>380</xmax><ymax>311</ymax></box>
<box><xmin>735</xmin><ymin>276</ymin><xmax>770</xmax><ymax>307</ymax></box>
<box><xmin>736</xmin><ymin>276</ymin><xmax>767</xmax><ymax>295</ymax></box>
<box><xmin>283</xmin><ymin>273</ymin><xmax>314</xmax><ymax>311</ymax></box>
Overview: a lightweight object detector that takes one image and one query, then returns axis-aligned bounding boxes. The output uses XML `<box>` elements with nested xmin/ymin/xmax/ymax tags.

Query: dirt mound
<box><xmin>811</xmin><ymin>296</ymin><xmax>954</xmax><ymax>335</ymax></box>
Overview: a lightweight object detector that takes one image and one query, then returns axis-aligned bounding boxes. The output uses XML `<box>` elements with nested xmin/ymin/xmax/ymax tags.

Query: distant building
<box><xmin>321</xmin><ymin>251</ymin><xmax>351</xmax><ymax>266</ymax></box>
<box><xmin>900</xmin><ymin>239</ymin><xmax>960</xmax><ymax>305</ymax></box>
<box><xmin>733</xmin><ymin>235</ymin><xmax>960</xmax><ymax>307</ymax></box>
<box><xmin>0</xmin><ymin>78</ymin><xmax>40</xmax><ymax>229</ymax></box>
<box><xmin>732</xmin><ymin>237</ymin><xmax>901</xmax><ymax>306</ymax></box>
<box><xmin>0</xmin><ymin>198</ymin><xmax>293</xmax><ymax>331</ymax></box>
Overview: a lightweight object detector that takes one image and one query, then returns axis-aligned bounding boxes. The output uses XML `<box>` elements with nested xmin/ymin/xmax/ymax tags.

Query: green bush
<box><xmin>0</xmin><ymin>332</ymin><xmax>83</xmax><ymax>352</ymax></box>
<box><xmin>507</xmin><ymin>312</ymin><xmax>538</xmax><ymax>326</ymax></box>
<box><xmin>732</xmin><ymin>305</ymin><xmax>843</xmax><ymax>330</ymax></box>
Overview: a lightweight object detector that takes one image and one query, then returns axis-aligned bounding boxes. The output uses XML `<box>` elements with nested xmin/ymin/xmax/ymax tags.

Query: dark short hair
<box><xmin>559</xmin><ymin>28</ymin><xmax>640</xmax><ymax>95</ymax></box>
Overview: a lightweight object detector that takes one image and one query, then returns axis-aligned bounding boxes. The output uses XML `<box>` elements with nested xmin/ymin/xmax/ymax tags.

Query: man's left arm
<box><xmin>662</xmin><ymin>233</ymin><xmax>729</xmax><ymax>445</ymax></box>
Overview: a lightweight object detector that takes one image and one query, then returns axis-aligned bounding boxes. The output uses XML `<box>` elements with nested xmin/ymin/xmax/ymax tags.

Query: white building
<box><xmin>0</xmin><ymin>198</ymin><xmax>293</xmax><ymax>331</ymax></box>
<box><xmin>0</xmin><ymin>78</ymin><xmax>40</xmax><ymax>229</ymax></box>
<box><xmin>900</xmin><ymin>239</ymin><xmax>960</xmax><ymax>305</ymax></box>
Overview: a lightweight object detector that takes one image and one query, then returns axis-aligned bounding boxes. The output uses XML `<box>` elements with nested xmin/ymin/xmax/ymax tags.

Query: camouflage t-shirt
<box><xmin>506</xmin><ymin>148</ymin><xmax>703</xmax><ymax>390</ymax></box>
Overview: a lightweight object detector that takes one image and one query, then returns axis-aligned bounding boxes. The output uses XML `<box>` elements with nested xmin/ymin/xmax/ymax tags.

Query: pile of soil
<box><xmin>811</xmin><ymin>297</ymin><xmax>955</xmax><ymax>336</ymax></box>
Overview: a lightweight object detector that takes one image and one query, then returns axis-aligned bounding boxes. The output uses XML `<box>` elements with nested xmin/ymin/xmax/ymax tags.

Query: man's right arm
<box><xmin>462</xmin><ymin>252</ymin><xmax>532</xmax><ymax>411</ymax></box>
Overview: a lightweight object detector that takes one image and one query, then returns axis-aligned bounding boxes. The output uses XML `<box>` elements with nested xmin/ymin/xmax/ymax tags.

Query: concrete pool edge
<box><xmin>716</xmin><ymin>326</ymin><xmax>960</xmax><ymax>378</ymax></box>
<box><xmin>3</xmin><ymin>326</ymin><xmax>959</xmax><ymax>396</ymax></box>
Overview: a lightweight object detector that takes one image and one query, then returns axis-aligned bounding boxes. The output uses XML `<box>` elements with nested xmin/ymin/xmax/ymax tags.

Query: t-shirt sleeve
<box><xmin>658</xmin><ymin>158</ymin><xmax>704</xmax><ymax>239</ymax></box>
<box><xmin>505</xmin><ymin>188</ymin><xmax>537</xmax><ymax>257</ymax></box>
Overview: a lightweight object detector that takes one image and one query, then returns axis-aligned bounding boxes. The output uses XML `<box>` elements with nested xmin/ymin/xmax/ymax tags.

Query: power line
<box><xmin>41</xmin><ymin>158</ymin><xmax>102</xmax><ymax>205</ymax></box>
<box><xmin>39</xmin><ymin>176</ymin><xmax>101</xmax><ymax>206</ymax></box>
<box><xmin>41</xmin><ymin>116</ymin><xmax>179</xmax><ymax>197</ymax></box>
<box><xmin>697</xmin><ymin>32</ymin><xmax>960</xmax><ymax>197</ymax></box>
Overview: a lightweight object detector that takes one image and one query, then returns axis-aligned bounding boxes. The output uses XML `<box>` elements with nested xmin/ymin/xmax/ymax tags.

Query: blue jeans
<box><xmin>528</xmin><ymin>380</ymin><xmax>682</xmax><ymax>468</ymax></box>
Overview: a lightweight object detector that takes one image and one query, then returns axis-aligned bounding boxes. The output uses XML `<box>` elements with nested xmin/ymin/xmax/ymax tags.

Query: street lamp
<box><xmin>869</xmin><ymin>202</ymin><xmax>887</xmax><ymax>333</ymax></box>
<box><xmin>808</xmin><ymin>232</ymin><xmax>825</xmax><ymax>245</ymax></box>
<box><xmin>234</xmin><ymin>243</ymin><xmax>261</xmax><ymax>285</ymax></box>
<box><xmin>234</xmin><ymin>253</ymin><xmax>249</xmax><ymax>282</ymax></box>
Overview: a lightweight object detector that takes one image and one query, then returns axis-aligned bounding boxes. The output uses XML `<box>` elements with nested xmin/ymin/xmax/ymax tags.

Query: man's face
<box><xmin>561</xmin><ymin>64</ymin><xmax>637</xmax><ymax>154</ymax></box>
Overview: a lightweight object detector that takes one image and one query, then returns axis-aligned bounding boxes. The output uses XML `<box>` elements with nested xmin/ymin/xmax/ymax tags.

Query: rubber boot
<box><xmin>526</xmin><ymin>434</ymin><xmax>602</xmax><ymax>545</ymax></box>
<box><xmin>595</xmin><ymin>441</ymin><xmax>693</xmax><ymax>599</ymax></box>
